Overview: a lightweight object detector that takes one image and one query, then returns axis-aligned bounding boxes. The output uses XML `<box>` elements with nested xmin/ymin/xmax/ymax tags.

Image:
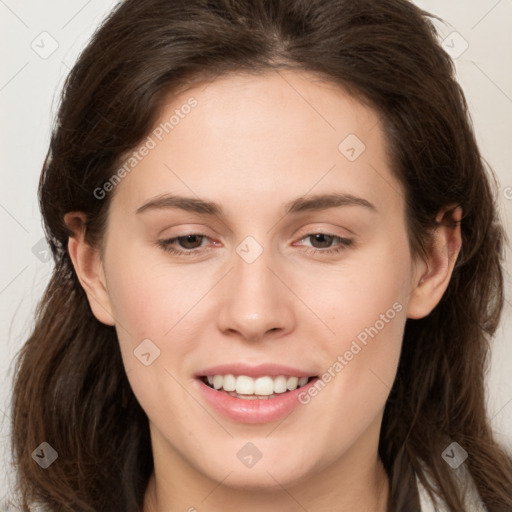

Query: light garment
<box><xmin>416</xmin><ymin>465</ymin><xmax>488</xmax><ymax>512</ymax></box>
<box><xmin>0</xmin><ymin>466</ymin><xmax>491</xmax><ymax>512</ymax></box>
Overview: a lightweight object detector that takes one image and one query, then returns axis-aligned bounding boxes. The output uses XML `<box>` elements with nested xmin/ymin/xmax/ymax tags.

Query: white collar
<box><xmin>416</xmin><ymin>465</ymin><xmax>487</xmax><ymax>511</ymax></box>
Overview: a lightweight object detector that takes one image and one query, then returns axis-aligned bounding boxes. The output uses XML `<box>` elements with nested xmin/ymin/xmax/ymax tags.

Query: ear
<box><xmin>64</xmin><ymin>212</ymin><xmax>115</xmax><ymax>326</ymax></box>
<box><xmin>407</xmin><ymin>205</ymin><xmax>462</xmax><ymax>319</ymax></box>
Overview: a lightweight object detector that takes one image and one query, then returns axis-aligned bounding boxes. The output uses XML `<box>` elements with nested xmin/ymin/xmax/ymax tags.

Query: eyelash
<box><xmin>156</xmin><ymin>232</ymin><xmax>353</xmax><ymax>258</ymax></box>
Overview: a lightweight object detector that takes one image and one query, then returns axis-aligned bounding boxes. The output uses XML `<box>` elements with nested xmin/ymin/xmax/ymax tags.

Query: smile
<box><xmin>195</xmin><ymin>364</ymin><xmax>319</xmax><ymax>423</ymax></box>
<box><xmin>201</xmin><ymin>374</ymin><xmax>313</xmax><ymax>399</ymax></box>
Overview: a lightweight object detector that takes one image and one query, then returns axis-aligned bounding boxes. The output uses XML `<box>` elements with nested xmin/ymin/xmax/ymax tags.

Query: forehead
<box><xmin>109</xmin><ymin>69</ymin><xmax>404</xmax><ymax>220</ymax></box>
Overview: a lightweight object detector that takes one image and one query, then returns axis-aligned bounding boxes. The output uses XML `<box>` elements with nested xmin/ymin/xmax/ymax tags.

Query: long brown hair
<box><xmin>11</xmin><ymin>0</ymin><xmax>512</xmax><ymax>510</ymax></box>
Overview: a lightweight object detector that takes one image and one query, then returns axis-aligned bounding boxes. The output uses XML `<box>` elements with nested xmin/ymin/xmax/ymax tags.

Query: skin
<box><xmin>65</xmin><ymin>69</ymin><xmax>462</xmax><ymax>511</ymax></box>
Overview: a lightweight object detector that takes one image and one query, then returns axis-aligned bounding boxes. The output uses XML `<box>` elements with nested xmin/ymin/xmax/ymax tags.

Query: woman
<box><xmin>11</xmin><ymin>0</ymin><xmax>512</xmax><ymax>510</ymax></box>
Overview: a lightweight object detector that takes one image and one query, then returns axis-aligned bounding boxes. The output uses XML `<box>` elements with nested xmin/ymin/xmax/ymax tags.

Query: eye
<box><xmin>294</xmin><ymin>233</ymin><xmax>353</xmax><ymax>256</ymax></box>
<box><xmin>157</xmin><ymin>234</ymin><xmax>214</xmax><ymax>257</ymax></box>
<box><xmin>156</xmin><ymin>232</ymin><xmax>353</xmax><ymax>258</ymax></box>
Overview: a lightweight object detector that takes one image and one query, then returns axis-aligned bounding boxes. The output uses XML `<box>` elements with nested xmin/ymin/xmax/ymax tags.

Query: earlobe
<box><xmin>64</xmin><ymin>212</ymin><xmax>115</xmax><ymax>326</ymax></box>
<box><xmin>407</xmin><ymin>206</ymin><xmax>462</xmax><ymax>319</ymax></box>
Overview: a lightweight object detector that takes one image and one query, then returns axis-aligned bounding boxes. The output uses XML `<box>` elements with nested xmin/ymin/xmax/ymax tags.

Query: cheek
<box><xmin>310</xmin><ymin>234</ymin><xmax>412</xmax><ymax>343</ymax></box>
<box><xmin>105</xmin><ymin>246</ymin><xmax>200</xmax><ymax>340</ymax></box>
<box><xmin>105</xmin><ymin>262</ymin><xmax>198</xmax><ymax>426</ymax></box>
<box><xmin>103</xmin><ymin>242</ymin><xmax>221</xmax><ymax>411</ymax></box>
<box><xmin>108</xmin><ymin>272</ymin><xmax>170</xmax><ymax>343</ymax></box>
<box><xmin>102</xmin><ymin>248</ymin><xmax>189</xmax><ymax>382</ymax></box>
<box><xmin>303</xmin><ymin>237</ymin><xmax>411</xmax><ymax>424</ymax></box>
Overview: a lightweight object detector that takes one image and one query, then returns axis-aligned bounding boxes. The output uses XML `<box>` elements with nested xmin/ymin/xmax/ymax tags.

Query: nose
<box><xmin>216</xmin><ymin>244</ymin><xmax>296</xmax><ymax>343</ymax></box>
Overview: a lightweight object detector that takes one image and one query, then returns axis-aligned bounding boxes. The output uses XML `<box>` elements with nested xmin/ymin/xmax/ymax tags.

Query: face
<box><xmin>80</xmin><ymin>70</ymin><xmax>423</xmax><ymax>493</ymax></box>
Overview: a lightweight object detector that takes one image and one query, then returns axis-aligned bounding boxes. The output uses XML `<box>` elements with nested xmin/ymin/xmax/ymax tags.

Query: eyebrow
<box><xmin>135</xmin><ymin>192</ymin><xmax>377</xmax><ymax>217</ymax></box>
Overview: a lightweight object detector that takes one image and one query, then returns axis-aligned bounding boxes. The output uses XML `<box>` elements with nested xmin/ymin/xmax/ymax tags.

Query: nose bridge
<box><xmin>216</xmin><ymin>235</ymin><xmax>295</xmax><ymax>340</ymax></box>
<box><xmin>234</xmin><ymin>242</ymin><xmax>276</xmax><ymax>302</ymax></box>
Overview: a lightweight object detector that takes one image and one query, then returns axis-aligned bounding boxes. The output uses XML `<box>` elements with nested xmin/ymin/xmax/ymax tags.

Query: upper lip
<box><xmin>196</xmin><ymin>363</ymin><xmax>317</xmax><ymax>378</ymax></box>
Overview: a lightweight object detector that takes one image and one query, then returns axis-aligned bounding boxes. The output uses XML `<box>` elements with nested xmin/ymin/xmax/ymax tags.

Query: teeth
<box><xmin>213</xmin><ymin>375</ymin><xmax>223</xmax><ymax>390</ymax></box>
<box><xmin>254</xmin><ymin>376</ymin><xmax>274</xmax><ymax>395</ymax></box>
<box><xmin>286</xmin><ymin>376</ymin><xmax>298</xmax><ymax>390</ymax></box>
<box><xmin>204</xmin><ymin>374</ymin><xmax>312</xmax><ymax>395</ymax></box>
<box><xmin>223</xmin><ymin>374</ymin><xmax>236</xmax><ymax>392</ymax></box>
<box><xmin>236</xmin><ymin>375</ymin><xmax>254</xmax><ymax>395</ymax></box>
<box><xmin>274</xmin><ymin>376</ymin><xmax>287</xmax><ymax>394</ymax></box>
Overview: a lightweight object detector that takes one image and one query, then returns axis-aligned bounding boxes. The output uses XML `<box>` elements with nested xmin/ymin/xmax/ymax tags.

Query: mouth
<box><xmin>199</xmin><ymin>374</ymin><xmax>316</xmax><ymax>400</ymax></box>
<box><xmin>194</xmin><ymin>367</ymin><xmax>320</xmax><ymax>424</ymax></box>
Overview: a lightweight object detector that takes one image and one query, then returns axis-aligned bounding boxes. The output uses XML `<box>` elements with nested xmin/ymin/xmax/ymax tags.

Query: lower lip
<box><xmin>195</xmin><ymin>378</ymin><xmax>319</xmax><ymax>424</ymax></box>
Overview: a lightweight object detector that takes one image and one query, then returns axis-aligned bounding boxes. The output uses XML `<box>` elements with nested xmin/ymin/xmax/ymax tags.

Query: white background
<box><xmin>1</xmin><ymin>0</ymin><xmax>511</xmax><ymax>506</ymax></box>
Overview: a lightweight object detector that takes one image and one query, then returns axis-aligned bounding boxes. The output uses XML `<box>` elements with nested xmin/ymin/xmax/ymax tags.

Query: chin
<box><xmin>191</xmin><ymin>444</ymin><xmax>318</xmax><ymax>491</ymax></box>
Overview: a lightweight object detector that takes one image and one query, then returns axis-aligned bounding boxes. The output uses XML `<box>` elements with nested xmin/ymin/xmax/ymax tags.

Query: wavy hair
<box><xmin>11</xmin><ymin>0</ymin><xmax>512</xmax><ymax>510</ymax></box>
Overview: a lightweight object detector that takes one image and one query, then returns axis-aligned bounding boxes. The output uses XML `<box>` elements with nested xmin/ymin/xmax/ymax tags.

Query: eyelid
<box><xmin>157</xmin><ymin>223</ymin><xmax>217</xmax><ymax>238</ymax></box>
<box><xmin>293</xmin><ymin>223</ymin><xmax>354</xmax><ymax>239</ymax></box>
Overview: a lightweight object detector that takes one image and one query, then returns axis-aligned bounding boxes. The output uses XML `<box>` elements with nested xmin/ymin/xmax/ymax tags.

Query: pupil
<box><xmin>180</xmin><ymin>235</ymin><xmax>202</xmax><ymax>249</ymax></box>
<box><xmin>312</xmin><ymin>234</ymin><xmax>332</xmax><ymax>248</ymax></box>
